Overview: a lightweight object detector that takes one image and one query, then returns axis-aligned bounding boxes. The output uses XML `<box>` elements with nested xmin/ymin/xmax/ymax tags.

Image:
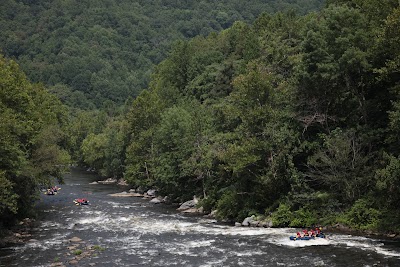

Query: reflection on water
<box><xmin>1</xmin><ymin>168</ymin><xmax>400</xmax><ymax>266</ymax></box>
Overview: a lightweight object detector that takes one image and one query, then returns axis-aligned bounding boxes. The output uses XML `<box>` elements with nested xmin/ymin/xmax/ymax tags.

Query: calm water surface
<box><xmin>1</xmin><ymin>168</ymin><xmax>400</xmax><ymax>266</ymax></box>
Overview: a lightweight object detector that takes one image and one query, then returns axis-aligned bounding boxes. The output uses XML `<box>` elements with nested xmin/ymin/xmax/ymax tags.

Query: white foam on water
<box><xmin>328</xmin><ymin>234</ymin><xmax>400</xmax><ymax>258</ymax></box>
<box><xmin>235</xmin><ymin>249</ymin><xmax>266</xmax><ymax>257</ymax></box>
<box><xmin>198</xmin><ymin>257</ymin><xmax>227</xmax><ymax>267</ymax></box>
<box><xmin>186</xmin><ymin>239</ymin><xmax>215</xmax><ymax>248</ymax></box>
<box><xmin>59</xmin><ymin>205</ymin><xmax>400</xmax><ymax>260</ymax></box>
<box><xmin>164</xmin><ymin>240</ymin><xmax>216</xmax><ymax>256</ymax></box>
<box><xmin>78</xmin><ymin>216</ymin><xmax>107</xmax><ymax>225</ymax></box>
<box><xmin>117</xmin><ymin>216</ymin><xmax>130</xmax><ymax>222</ymax></box>
<box><xmin>40</xmin><ymin>221</ymin><xmax>63</xmax><ymax>229</ymax></box>
<box><xmin>14</xmin><ymin>232</ymin><xmax>70</xmax><ymax>252</ymax></box>
<box><xmin>102</xmin><ymin>200</ymin><xmax>142</xmax><ymax>209</ymax></box>
<box><xmin>42</xmin><ymin>209</ymin><xmax>57</xmax><ymax>213</ymax></box>
<box><xmin>375</xmin><ymin>246</ymin><xmax>400</xmax><ymax>257</ymax></box>
<box><xmin>275</xmin><ymin>236</ymin><xmax>330</xmax><ymax>247</ymax></box>
<box><xmin>218</xmin><ymin>226</ymin><xmax>288</xmax><ymax>236</ymax></box>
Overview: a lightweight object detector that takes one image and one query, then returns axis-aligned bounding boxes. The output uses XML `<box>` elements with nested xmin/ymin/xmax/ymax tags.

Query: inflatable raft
<box><xmin>289</xmin><ymin>234</ymin><xmax>325</xmax><ymax>241</ymax></box>
<box><xmin>73</xmin><ymin>199</ymin><xmax>89</xmax><ymax>205</ymax></box>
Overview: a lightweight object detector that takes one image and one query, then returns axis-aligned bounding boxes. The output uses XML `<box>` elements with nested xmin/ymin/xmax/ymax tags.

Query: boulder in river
<box><xmin>109</xmin><ymin>191</ymin><xmax>143</xmax><ymax>197</ymax></box>
<box><xmin>117</xmin><ymin>179</ymin><xmax>128</xmax><ymax>186</ymax></box>
<box><xmin>241</xmin><ymin>216</ymin><xmax>255</xmax><ymax>226</ymax></box>
<box><xmin>50</xmin><ymin>262</ymin><xmax>65</xmax><ymax>267</ymax></box>
<box><xmin>177</xmin><ymin>196</ymin><xmax>199</xmax><ymax>211</ymax></box>
<box><xmin>97</xmin><ymin>178</ymin><xmax>117</xmax><ymax>184</ymax></box>
<box><xmin>150</xmin><ymin>197</ymin><xmax>163</xmax><ymax>204</ymax></box>
<box><xmin>181</xmin><ymin>207</ymin><xmax>204</xmax><ymax>214</ymax></box>
<box><xmin>261</xmin><ymin>219</ymin><xmax>273</xmax><ymax>228</ymax></box>
<box><xmin>146</xmin><ymin>189</ymin><xmax>156</xmax><ymax>197</ymax></box>
<box><xmin>69</xmin><ymin>259</ymin><xmax>79</xmax><ymax>265</ymax></box>
<box><xmin>69</xmin><ymin>237</ymin><xmax>82</xmax><ymax>242</ymax></box>
<box><xmin>250</xmin><ymin>220</ymin><xmax>260</xmax><ymax>227</ymax></box>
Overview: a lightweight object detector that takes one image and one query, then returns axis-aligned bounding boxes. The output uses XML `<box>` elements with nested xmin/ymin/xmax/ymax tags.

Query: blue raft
<box><xmin>289</xmin><ymin>234</ymin><xmax>325</xmax><ymax>241</ymax></box>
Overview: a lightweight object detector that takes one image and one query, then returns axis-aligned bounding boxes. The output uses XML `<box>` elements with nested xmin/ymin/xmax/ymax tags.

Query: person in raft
<box><xmin>315</xmin><ymin>227</ymin><xmax>324</xmax><ymax>237</ymax></box>
<box><xmin>296</xmin><ymin>227</ymin><xmax>324</xmax><ymax>238</ymax></box>
<box><xmin>75</xmin><ymin>198</ymin><xmax>89</xmax><ymax>205</ymax></box>
<box><xmin>46</xmin><ymin>188</ymin><xmax>55</xmax><ymax>195</ymax></box>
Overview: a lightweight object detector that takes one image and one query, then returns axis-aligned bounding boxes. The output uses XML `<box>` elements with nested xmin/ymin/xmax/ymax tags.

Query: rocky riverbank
<box><xmin>49</xmin><ymin>236</ymin><xmax>106</xmax><ymax>267</ymax></box>
<box><xmin>0</xmin><ymin>218</ymin><xmax>36</xmax><ymax>248</ymax></box>
<box><xmin>104</xmin><ymin>185</ymin><xmax>400</xmax><ymax>240</ymax></box>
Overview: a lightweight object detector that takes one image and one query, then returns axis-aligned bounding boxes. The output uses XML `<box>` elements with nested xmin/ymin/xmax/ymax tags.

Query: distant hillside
<box><xmin>0</xmin><ymin>0</ymin><xmax>325</xmax><ymax>108</ymax></box>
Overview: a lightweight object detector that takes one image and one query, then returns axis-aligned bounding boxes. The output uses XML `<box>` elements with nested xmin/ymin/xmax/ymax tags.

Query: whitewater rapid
<box><xmin>1</xmin><ymin>168</ymin><xmax>400</xmax><ymax>267</ymax></box>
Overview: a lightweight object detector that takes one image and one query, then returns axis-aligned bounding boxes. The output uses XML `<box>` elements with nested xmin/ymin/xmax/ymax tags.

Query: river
<box><xmin>1</xmin><ymin>168</ymin><xmax>400</xmax><ymax>267</ymax></box>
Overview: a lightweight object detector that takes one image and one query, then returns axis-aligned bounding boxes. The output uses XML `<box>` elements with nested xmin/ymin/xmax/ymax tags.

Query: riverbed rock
<box><xmin>69</xmin><ymin>259</ymin><xmax>79</xmax><ymax>265</ymax></box>
<box><xmin>162</xmin><ymin>196</ymin><xmax>171</xmax><ymax>204</ymax></box>
<box><xmin>250</xmin><ymin>220</ymin><xmax>260</xmax><ymax>227</ymax></box>
<box><xmin>89</xmin><ymin>181</ymin><xmax>98</xmax><ymax>185</ymax></box>
<box><xmin>97</xmin><ymin>178</ymin><xmax>117</xmax><ymax>184</ymax></box>
<box><xmin>241</xmin><ymin>216</ymin><xmax>255</xmax><ymax>226</ymax></box>
<box><xmin>261</xmin><ymin>220</ymin><xmax>273</xmax><ymax>228</ymax></box>
<box><xmin>330</xmin><ymin>223</ymin><xmax>352</xmax><ymax>233</ymax></box>
<box><xmin>50</xmin><ymin>262</ymin><xmax>65</xmax><ymax>267</ymax></box>
<box><xmin>146</xmin><ymin>189</ymin><xmax>156</xmax><ymax>197</ymax></box>
<box><xmin>70</xmin><ymin>237</ymin><xmax>82</xmax><ymax>242</ymax></box>
<box><xmin>181</xmin><ymin>207</ymin><xmax>204</xmax><ymax>214</ymax></box>
<box><xmin>235</xmin><ymin>222</ymin><xmax>242</xmax><ymax>227</ymax></box>
<box><xmin>203</xmin><ymin>210</ymin><xmax>218</xmax><ymax>219</ymax></box>
<box><xmin>117</xmin><ymin>179</ymin><xmax>128</xmax><ymax>186</ymax></box>
<box><xmin>177</xmin><ymin>197</ymin><xmax>199</xmax><ymax>211</ymax></box>
<box><xmin>108</xmin><ymin>191</ymin><xmax>143</xmax><ymax>197</ymax></box>
<box><xmin>150</xmin><ymin>197</ymin><xmax>162</xmax><ymax>204</ymax></box>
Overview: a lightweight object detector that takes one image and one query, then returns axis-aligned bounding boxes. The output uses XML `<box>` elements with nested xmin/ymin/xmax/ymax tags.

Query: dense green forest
<box><xmin>0</xmin><ymin>55</ymin><xmax>70</xmax><ymax>228</ymax></box>
<box><xmin>2</xmin><ymin>0</ymin><xmax>400</xmax><ymax>234</ymax></box>
<box><xmin>0</xmin><ymin>0</ymin><xmax>324</xmax><ymax>109</ymax></box>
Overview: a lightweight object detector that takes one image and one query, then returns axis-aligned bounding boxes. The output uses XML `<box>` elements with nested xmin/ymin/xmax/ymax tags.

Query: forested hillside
<box><xmin>79</xmin><ymin>0</ymin><xmax>400</xmax><ymax>232</ymax></box>
<box><xmin>0</xmin><ymin>0</ymin><xmax>324</xmax><ymax>109</ymax></box>
<box><xmin>2</xmin><ymin>0</ymin><xmax>400</xmax><ymax>235</ymax></box>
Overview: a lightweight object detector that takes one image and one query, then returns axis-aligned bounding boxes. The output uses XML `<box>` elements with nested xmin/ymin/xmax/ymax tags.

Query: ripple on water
<box><xmin>330</xmin><ymin>235</ymin><xmax>400</xmax><ymax>258</ymax></box>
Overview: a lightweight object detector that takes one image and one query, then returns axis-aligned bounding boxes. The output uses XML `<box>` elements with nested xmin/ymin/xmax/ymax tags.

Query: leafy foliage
<box><xmin>116</xmin><ymin>1</ymin><xmax>400</xmax><ymax>231</ymax></box>
<box><xmin>0</xmin><ymin>55</ymin><xmax>70</xmax><ymax>225</ymax></box>
<box><xmin>0</xmin><ymin>0</ymin><xmax>324</xmax><ymax>108</ymax></box>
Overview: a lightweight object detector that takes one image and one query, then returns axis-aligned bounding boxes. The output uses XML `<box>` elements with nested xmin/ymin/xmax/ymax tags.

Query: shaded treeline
<box><xmin>0</xmin><ymin>56</ymin><xmax>70</xmax><ymax>228</ymax></box>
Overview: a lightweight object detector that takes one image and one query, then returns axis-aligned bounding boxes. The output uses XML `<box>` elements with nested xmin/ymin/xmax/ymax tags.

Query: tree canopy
<box><xmin>0</xmin><ymin>55</ymin><xmax>70</xmax><ymax>226</ymax></box>
<box><xmin>0</xmin><ymin>0</ymin><xmax>324</xmax><ymax>108</ymax></box>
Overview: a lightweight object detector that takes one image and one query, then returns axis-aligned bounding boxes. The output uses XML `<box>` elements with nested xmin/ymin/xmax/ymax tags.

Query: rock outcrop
<box><xmin>97</xmin><ymin>178</ymin><xmax>117</xmax><ymax>184</ymax></box>
<box><xmin>108</xmin><ymin>191</ymin><xmax>143</xmax><ymax>197</ymax></box>
<box><xmin>177</xmin><ymin>196</ymin><xmax>199</xmax><ymax>211</ymax></box>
